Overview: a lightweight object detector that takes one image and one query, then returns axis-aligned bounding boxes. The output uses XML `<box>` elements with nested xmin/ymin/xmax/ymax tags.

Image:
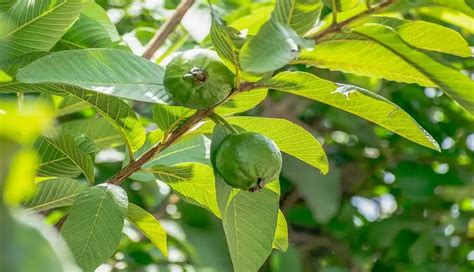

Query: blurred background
<box><xmin>2</xmin><ymin>0</ymin><xmax>474</xmax><ymax>271</ymax></box>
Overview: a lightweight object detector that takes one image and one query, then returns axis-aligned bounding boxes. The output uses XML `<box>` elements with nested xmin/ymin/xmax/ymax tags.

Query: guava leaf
<box><xmin>265</xmin><ymin>71</ymin><xmax>440</xmax><ymax>151</ymax></box>
<box><xmin>353</xmin><ymin>24</ymin><xmax>474</xmax><ymax>115</ymax></box>
<box><xmin>16</xmin><ymin>49</ymin><xmax>170</xmax><ymax>104</ymax></box>
<box><xmin>61</xmin><ymin>86</ymin><xmax>146</xmax><ymax>156</ymax></box>
<box><xmin>149</xmin><ymin>162</ymin><xmax>220</xmax><ymax>216</ymax></box>
<box><xmin>210</xmin><ymin>11</ymin><xmax>244</xmax><ymax>71</ymax></box>
<box><xmin>54</xmin><ymin>13</ymin><xmax>113</xmax><ymax>50</ymax></box>
<box><xmin>81</xmin><ymin>1</ymin><xmax>120</xmax><ymax>42</ymax></box>
<box><xmin>23</xmin><ymin>178</ymin><xmax>86</xmax><ymax>212</ymax></box>
<box><xmin>240</xmin><ymin>18</ymin><xmax>314</xmax><ymax>74</ymax></box>
<box><xmin>61</xmin><ymin>118</ymin><xmax>123</xmax><ymax>149</ymax></box>
<box><xmin>152</xmin><ymin>104</ymin><xmax>194</xmax><ymax>132</ymax></box>
<box><xmin>127</xmin><ymin>203</ymin><xmax>168</xmax><ymax>256</ymax></box>
<box><xmin>224</xmin><ymin>116</ymin><xmax>329</xmax><ymax>174</ymax></box>
<box><xmin>273</xmin><ymin>210</ymin><xmax>289</xmax><ymax>251</ymax></box>
<box><xmin>273</xmin><ymin>0</ymin><xmax>323</xmax><ymax>35</ymax></box>
<box><xmin>35</xmin><ymin>130</ymin><xmax>95</xmax><ymax>184</ymax></box>
<box><xmin>363</xmin><ymin>16</ymin><xmax>471</xmax><ymax>57</ymax></box>
<box><xmin>61</xmin><ymin>184</ymin><xmax>128</xmax><ymax>271</ymax></box>
<box><xmin>1</xmin><ymin>207</ymin><xmax>79</xmax><ymax>271</ymax></box>
<box><xmin>215</xmin><ymin>89</ymin><xmax>269</xmax><ymax>116</ymax></box>
<box><xmin>0</xmin><ymin>0</ymin><xmax>83</xmax><ymax>62</ymax></box>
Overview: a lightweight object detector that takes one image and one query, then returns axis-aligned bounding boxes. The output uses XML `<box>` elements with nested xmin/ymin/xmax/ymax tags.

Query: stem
<box><xmin>310</xmin><ymin>0</ymin><xmax>397</xmax><ymax>41</ymax></box>
<box><xmin>108</xmin><ymin>108</ymin><xmax>213</xmax><ymax>185</ymax></box>
<box><xmin>141</xmin><ymin>0</ymin><xmax>196</xmax><ymax>59</ymax></box>
<box><xmin>209</xmin><ymin>113</ymin><xmax>239</xmax><ymax>134</ymax></box>
<box><xmin>331</xmin><ymin>0</ymin><xmax>338</xmax><ymax>24</ymax></box>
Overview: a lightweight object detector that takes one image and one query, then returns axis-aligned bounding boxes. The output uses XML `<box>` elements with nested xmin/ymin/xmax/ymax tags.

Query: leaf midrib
<box><xmin>41</xmin><ymin>135</ymin><xmax>91</xmax><ymax>178</ymax></box>
<box><xmin>77</xmin><ymin>187</ymin><xmax>108</xmax><ymax>261</ymax></box>
<box><xmin>353</xmin><ymin>30</ymin><xmax>440</xmax><ymax>91</ymax></box>
<box><xmin>5</xmin><ymin>0</ymin><xmax>69</xmax><ymax>38</ymax></box>
<box><xmin>26</xmin><ymin>193</ymin><xmax>80</xmax><ymax>212</ymax></box>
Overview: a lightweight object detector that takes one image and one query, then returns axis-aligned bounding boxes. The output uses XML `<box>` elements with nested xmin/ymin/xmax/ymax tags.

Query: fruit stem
<box><xmin>209</xmin><ymin>113</ymin><xmax>239</xmax><ymax>134</ymax></box>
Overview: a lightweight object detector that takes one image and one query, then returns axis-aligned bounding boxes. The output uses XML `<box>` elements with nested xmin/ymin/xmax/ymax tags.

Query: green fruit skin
<box><xmin>215</xmin><ymin>132</ymin><xmax>282</xmax><ymax>191</ymax></box>
<box><xmin>164</xmin><ymin>49</ymin><xmax>235</xmax><ymax>109</ymax></box>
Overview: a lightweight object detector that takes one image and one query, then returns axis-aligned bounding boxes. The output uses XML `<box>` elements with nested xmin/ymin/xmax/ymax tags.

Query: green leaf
<box><xmin>0</xmin><ymin>82</ymin><xmax>67</xmax><ymax>95</ymax></box>
<box><xmin>273</xmin><ymin>0</ymin><xmax>323</xmax><ymax>35</ymax></box>
<box><xmin>216</xmin><ymin>174</ymin><xmax>280</xmax><ymax>271</ymax></box>
<box><xmin>225</xmin><ymin>116</ymin><xmax>329</xmax><ymax>174</ymax></box>
<box><xmin>16</xmin><ymin>49</ymin><xmax>170</xmax><ymax>104</ymax></box>
<box><xmin>67</xmin><ymin>130</ymin><xmax>98</xmax><ymax>160</ymax></box>
<box><xmin>61</xmin><ymin>184</ymin><xmax>128</xmax><ymax>271</ymax></box>
<box><xmin>23</xmin><ymin>178</ymin><xmax>86</xmax><ymax>212</ymax></box>
<box><xmin>364</xmin><ymin>16</ymin><xmax>471</xmax><ymax>57</ymax></box>
<box><xmin>417</xmin><ymin>6</ymin><xmax>474</xmax><ymax>34</ymax></box>
<box><xmin>149</xmin><ymin>163</ymin><xmax>220</xmax><ymax>216</ymax></box>
<box><xmin>152</xmin><ymin>104</ymin><xmax>193</xmax><ymax>132</ymax></box>
<box><xmin>63</xmin><ymin>86</ymin><xmax>146</xmax><ymax>156</ymax></box>
<box><xmin>215</xmin><ymin>89</ymin><xmax>268</xmax><ymax>116</ymax></box>
<box><xmin>0</xmin><ymin>0</ymin><xmax>15</xmax><ymax>11</ymax></box>
<box><xmin>127</xmin><ymin>203</ymin><xmax>168</xmax><ymax>256</ymax></box>
<box><xmin>1</xmin><ymin>207</ymin><xmax>79</xmax><ymax>271</ymax></box>
<box><xmin>57</xmin><ymin>95</ymin><xmax>88</xmax><ymax>116</ymax></box>
<box><xmin>322</xmin><ymin>0</ymin><xmax>359</xmax><ymax>11</ymax></box>
<box><xmin>81</xmin><ymin>1</ymin><xmax>120</xmax><ymax>42</ymax></box>
<box><xmin>210</xmin><ymin>11</ymin><xmax>244</xmax><ymax>71</ymax></box>
<box><xmin>211</xmin><ymin>124</ymin><xmax>280</xmax><ymax>272</ymax></box>
<box><xmin>240</xmin><ymin>18</ymin><xmax>313</xmax><ymax>74</ymax></box>
<box><xmin>354</xmin><ymin>24</ymin><xmax>474</xmax><ymax>115</ymax></box>
<box><xmin>61</xmin><ymin>118</ymin><xmax>123</xmax><ymax>149</ymax></box>
<box><xmin>149</xmin><ymin>135</ymin><xmax>210</xmax><ymax>166</ymax></box>
<box><xmin>0</xmin><ymin>0</ymin><xmax>83</xmax><ymax>62</ymax></box>
<box><xmin>298</xmin><ymin>33</ymin><xmax>435</xmax><ymax>87</ymax></box>
<box><xmin>265</xmin><ymin>71</ymin><xmax>441</xmax><ymax>151</ymax></box>
<box><xmin>273</xmin><ymin>210</ymin><xmax>288</xmax><ymax>251</ymax></box>
<box><xmin>54</xmin><ymin>13</ymin><xmax>113</xmax><ymax>50</ymax></box>
<box><xmin>35</xmin><ymin>130</ymin><xmax>95</xmax><ymax>183</ymax></box>
<box><xmin>282</xmin><ymin>155</ymin><xmax>341</xmax><ymax>224</ymax></box>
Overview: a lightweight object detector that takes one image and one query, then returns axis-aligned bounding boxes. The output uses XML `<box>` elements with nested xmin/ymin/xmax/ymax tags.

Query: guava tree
<box><xmin>0</xmin><ymin>0</ymin><xmax>473</xmax><ymax>271</ymax></box>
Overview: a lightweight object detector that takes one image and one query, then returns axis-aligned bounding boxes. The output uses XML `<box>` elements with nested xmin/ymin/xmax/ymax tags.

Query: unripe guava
<box><xmin>164</xmin><ymin>49</ymin><xmax>235</xmax><ymax>109</ymax></box>
<box><xmin>214</xmin><ymin>132</ymin><xmax>282</xmax><ymax>191</ymax></box>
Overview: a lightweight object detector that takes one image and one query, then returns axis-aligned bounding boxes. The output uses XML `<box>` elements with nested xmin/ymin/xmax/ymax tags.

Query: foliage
<box><xmin>0</xmin><ymin>0</ymin><xmax>473</xmax><ymax>271</ymax></box>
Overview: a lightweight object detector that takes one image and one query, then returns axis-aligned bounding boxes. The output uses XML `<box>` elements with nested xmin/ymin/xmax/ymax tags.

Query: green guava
<box><xmin>163</xmin><ymin>49</ymin><xmax>235</xmax><ymax>109</ymax></box>
<box><xmin>214</xmin><ymin>132</ymin><xmax>282</xmax><ymax>191</ymax></box>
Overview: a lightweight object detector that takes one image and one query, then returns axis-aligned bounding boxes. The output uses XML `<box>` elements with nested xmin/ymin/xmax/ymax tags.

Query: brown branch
<box><xmin>108</xmin><ymin>108</ymin><xmax>213</xmax><ymax>185</ymax></box>
<box><xmin>310</xmin><ymin>0</ymin><xmax>397</xmax><ymax>42</ymax></box>
<box><xmin>141</xmin><ymin>0</ymin><xmax>196</xmax><ymax>59</ymax></box>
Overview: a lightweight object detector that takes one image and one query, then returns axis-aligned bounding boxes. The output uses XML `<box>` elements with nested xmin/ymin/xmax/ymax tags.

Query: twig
<box><xmin>142</xmin><ymin>0</ymin><xmax>196</xmax><ymax>59</ymax></box>
<box><xmin>310</xmin><ymin>0</ymin><xmax>397</xmax><ymax>42</ymax></box>
<box><xmin>108</xmin><ymin>108</ymin><xmax>213</xmax><ymax>185</ymax></box>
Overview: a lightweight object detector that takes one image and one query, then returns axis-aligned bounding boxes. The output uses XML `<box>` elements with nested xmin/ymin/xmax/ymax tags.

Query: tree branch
<box><xmin>310</xmin><ymin>0</ymin><xmax>397</xmax><ymax>42</ymax></box>
<box><xmin>141</xmin><ymin>0</ymin><xmax>196</xmax><ymax>59</ymax></box>
<box><xmin>107</xmin><ymin>82</ymin><xmax>259</xmax><ymax>185</ymax></box>
<box><xmin>108</xmin><ymin>107</ymin><xmax>213</xmax><ymax>185</ymax></box>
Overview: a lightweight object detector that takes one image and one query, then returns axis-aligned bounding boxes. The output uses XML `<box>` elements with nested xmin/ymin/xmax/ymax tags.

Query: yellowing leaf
<box><xmin>127</xmin><ymin>203</ymin><xmax>168</xmax><ymax>256</ymax></box>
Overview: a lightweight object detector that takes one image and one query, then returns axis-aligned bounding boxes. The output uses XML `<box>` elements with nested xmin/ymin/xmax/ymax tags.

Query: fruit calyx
<box><xmin>183</xmin><ymin>67</ymin><xmax>208</xmax><ymax>83</ymax></box>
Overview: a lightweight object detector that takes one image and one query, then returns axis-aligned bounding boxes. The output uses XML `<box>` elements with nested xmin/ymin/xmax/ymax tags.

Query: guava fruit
<box><xmin>164</xmin><ymin>49</ymin><xmax>235</xmax><ymax>109</ymax></box>
<box><xmin>214</xmin><ymin>132</ymin><xmax>282</xmax><ymax>191</ymax></box>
